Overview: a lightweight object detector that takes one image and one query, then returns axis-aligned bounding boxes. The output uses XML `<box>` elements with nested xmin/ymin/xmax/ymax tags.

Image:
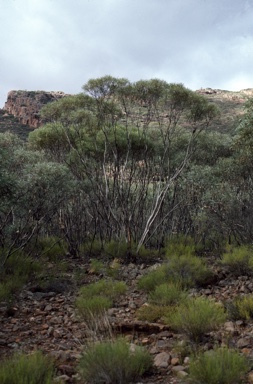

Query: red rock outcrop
<box><xmin>4</xmin><ymin>90</ymin><xmax>69</xmax><ymax>128</ymax></box>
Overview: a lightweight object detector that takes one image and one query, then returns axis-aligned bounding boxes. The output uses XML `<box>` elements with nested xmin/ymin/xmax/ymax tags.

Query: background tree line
<box><xmin>1</xmin><ymin>75</ymin><xmax>253</xmax><ymax>263</ymax></box>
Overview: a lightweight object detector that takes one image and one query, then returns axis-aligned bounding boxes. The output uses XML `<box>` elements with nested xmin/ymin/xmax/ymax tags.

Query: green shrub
<box><xmin>79</xmin><ymin>338</ymin><xmax>152</xmax><ymax>384</ymax></box>
<box><xmin>148</xmin><ymin>282</ymin><xmax>187</xmax><ymax>306</ymax></box>
<box><xmin>76</xmin><ymin>279</ymin><xmax>127</xmax><ymax>320</ymax></box>
<box><xmin>88</xmin><ymin>258</ymin><xmax>121</xmax><ymax>278</ymax></box>
<box><xmin>0</xmin><ymin>253</ymin><xmax>42</xmax><ymax>302</ymax></box>
<box><xmin>78</xmin><ymin>279</ymin><xmax>127</xmax><ymax>302</ymax></box>
<box><xmin>172</xmin><ymin>339</ymin><xmax>195</xmax><ymax>365</ymax></box>
<box><xmin>28</xmin><ymin>236</ymin><xmax>67</xmax><ymax>261</ymax></box>
<box><xmin>135</xmin><ymin>304</ymin><xmax>170</xmax><ymax>322</ymax></box>
<box><xmin>221</xmin><ymin>245</ymin><xmax>253</xmax><ymax>276</ymax></box>
<box><xmin>76</xmin><ymin>296</ymin><xmax>112</xmax><ymax>320</ymax></box>
<box><xmin>89</xmin><ymin>259</ymin><xmax>105</xmax><ymax>274</ymax></box>
<box><xmin>165</xmin><ymin>296</ymin><xmax>226</xmax><ymax>342</ymax></box>
<box><xmin>137</xmin><ymin>265</ymin><xmax>167</xmax><ymax>293</ymax></box>
<box><xmin>138</xmin><ymin>254</ymin><xmax>212</xmax><ymax>293</ymax></box>
<box><xmin>137</xmin><ymin>245</ymin><xmax>160</xmax><ymax>262</ymax></box>
<box><xmin>0</xmin><ymin>351</ymin><xmax>55</xmax><ymax>384</ymax></box>
<box><xmin>189</xmin><ymin>347</ymin><xmax>249</xmax><ymax>384</ymax></box>
<box><xmin>226</xmin><ymin>295</ymin><xmax>253</xmax><ymax>321</ymax></box>
<box><xmin>103</xmin><ymin>240</ymin><xmax>158</xmax><ymax>262</ymax></box>
<box><xmin>39</xmin><ymin>236</ymin><xmax>66</xmax><ymax>259</ymax></box>
<box><xmin>164</xmin><ymin>254</ymin><xmax>213</xmax><ymax>288</ymax></box>
<box><xmin>106</xmin><ymin>258</ymin><xmax>121</xmax><ymax>279</ymax></box>
<box><xmin>0</xmin><ymin>278</ymin><xmax>27</xmax><ymax>302</ymax></box>
<box><xmin>165</xmin><ymin>235</ymin><xmax>196</xmax><ymax>258</ymax></box>
<box><xmin>5</xmin><ymin>253</ymin><xmax>41</xmax><ymax>277</ymax></box>
<box><xmin>104</xmin><ymin>240</ymin><xmax>129</xmax><ymax>259</ymax></box>
<box><xmin>0</xmin><ymin>282</ymin><xmax>12</xmax><ymax>302</ymax></box>
<box><xmin>80</xmin><ymin>239</ymin><xmax>103</xmax><ymax>257</ymax></box>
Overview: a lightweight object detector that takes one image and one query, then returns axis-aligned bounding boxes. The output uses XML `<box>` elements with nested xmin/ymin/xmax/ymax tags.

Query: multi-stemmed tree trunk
<box><xmin>30</xmin><ymin>76</ymin><xmax>218</xmax><ymax>255</ymax></box>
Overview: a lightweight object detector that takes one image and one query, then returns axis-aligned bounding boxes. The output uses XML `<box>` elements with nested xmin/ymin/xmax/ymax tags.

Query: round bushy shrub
<box><xmin>137</xmin><ymin>265</ymin><xmax>167</xmax><ymax>293</ymax></box>
<box><xmin>0</xmin><ymin>351</ymin><xmax>55</xmax><ymax>384</ymax></box>
<box><xmin>135</xmin><ymin>304</ymin><xmax>170</xmax><ymax>322</ymax></box>
<box><xmin>78</xmin><ymin>279</ymin><xmax>127</xmax><ymax>301</ymax></box>
<box><xmin>148</xmin><ymin>282</ymin><xmax>187</xmax><ymax>306</ymax></box>
<box><xmin>165</xmin><ymin>296</ymin><xmax>226</xmax><ymax>342</ymax></box>
<box><xmin>76</xmin><ymin>296</ymin><xmax>112</xmax><ymax>320</ymax></box>
<box><xmin>221</xmin><ymin>245</ymin><xmax>253</xmax><ymax>276</ymax></box>
<box><xmin>76</xmin><ymin>279</ymin><xmax>127</xmax><ymax>320</ymax></box>
<box><xmin>79</xmin><ymin>338</ymin><xmax>152</xmax><ymax>384</ymax></box>
<box><xmin>165</xmin><ymin>254</ymin><xmax>213</xmax><ymax>288</ymax></box>
<box><xmin>138</xmin><ymin>253</ymin><xmax>213</xmax><ymax>293</ymax></box>
<box><xmin>165</xmin><ymin>236</ymin><xmax>196</xmax><ymax>258</ymax></box>
<box><xmin>226</xmin><ymin>295</ymin><xmax>253</xmax><ymax>321</ymax></box>
<box><xmin>189</xmin><ymin>347</ymin><xmax>249</xmax><ymax>384</ymax></box>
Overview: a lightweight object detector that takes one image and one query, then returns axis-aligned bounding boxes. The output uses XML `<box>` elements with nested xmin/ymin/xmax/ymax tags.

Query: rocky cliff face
<box><xmin>3</xmin><ymin>87</ymin><xmax>253</xmax><ymax>133</ymax></box>
<box><xmin>4</xmin><ymin>90</ymin><xmax>69</xmax><ymax>128</ymax></box>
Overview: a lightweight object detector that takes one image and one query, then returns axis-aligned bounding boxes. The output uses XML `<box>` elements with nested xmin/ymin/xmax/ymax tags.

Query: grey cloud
<box><xmin>1</xmin><ymin>0</ymin><xmax>253</xmax><ymax>107</ymax></box>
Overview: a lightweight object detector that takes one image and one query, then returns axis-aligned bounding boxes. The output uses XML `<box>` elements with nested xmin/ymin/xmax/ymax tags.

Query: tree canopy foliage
<box><xmin>1</xmin><ymin>75</ymin><xmax>253</xmax><ymax>260</ymax></box>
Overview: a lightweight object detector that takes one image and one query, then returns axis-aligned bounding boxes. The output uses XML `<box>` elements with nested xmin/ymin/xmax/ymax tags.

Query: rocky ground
<box><xmin>1</xmin><ymin>258</ymin><xmax>253</xmax><ymax>383</ymax></box>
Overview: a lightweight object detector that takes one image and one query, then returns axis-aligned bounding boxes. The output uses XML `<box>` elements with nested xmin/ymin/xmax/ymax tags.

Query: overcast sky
<box><xmin>1</xmin><ymin>0</ymin><xmax>253</xmax><ymax>107</ymax></box>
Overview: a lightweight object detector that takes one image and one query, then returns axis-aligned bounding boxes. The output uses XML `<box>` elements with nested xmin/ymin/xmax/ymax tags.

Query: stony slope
<box><xmin>1</xmin><ymin>258</ymin><xmax>253</xmax><ymax>383</ymax></box>
<box><xmin>196</xmin><ymin>87</ymin><xmax>253</xmax><ymax>133</ymax></box>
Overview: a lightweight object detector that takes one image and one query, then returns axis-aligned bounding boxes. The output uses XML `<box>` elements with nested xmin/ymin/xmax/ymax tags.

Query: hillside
<box><xmin>1</xmin><ymin>250</ymin><xmax>253</xmax><ymax>383</ymax></box>
<box><xmin>1</xmin><ymin>81</ymin><xmax>253</xmax><ymax>383</ymax></box>
<box><xmin>0</xmin><ymin>87</ymin><xmax>253</xmax><ymax>140</ymax></box>
<box><xmin>196</xmin><ymin>87</ymin><xmax>253</xmax><ymax>133</ymax></box>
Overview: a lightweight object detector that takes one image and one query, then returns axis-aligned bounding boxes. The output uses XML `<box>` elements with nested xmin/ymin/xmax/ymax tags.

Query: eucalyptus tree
<box><xmin>0</xmin><ymin>132</ymin><xmax>74</xmax><ymax>265</ymax></box>
<box><xmin>164</xmin><ymin>131</ymin><xmax>233</xmax><ymax>246</ymax></box>
<box><xmin>84</xmin><ymin>77</ymin><xmax>218</xmax><ymax>250</ymax></box>
<box><xmin>233</xmin><ymin>98</ymin><xmax>253</xmax><ymax>178</ymax></box>
<box><xmin>29</xmin><ymin>76</ymin><xmax>218</xmax><ymax>254</ymax></box>
<box><xmin>181</xmin><ymin>98</ymin><xmax>253</xmax><ymax>247</ymax></box>
<box><xmin>201</xmin><ymin>98</ymin><xmax>253</xmax><ymax>245</ymax></box>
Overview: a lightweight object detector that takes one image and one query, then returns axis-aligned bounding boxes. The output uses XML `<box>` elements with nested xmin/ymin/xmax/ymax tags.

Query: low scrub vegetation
<box><xmin>89</xmin><ymin>258</ymin><xmax>106</xmax><ymax>274</ymax></box>
<box><xmin>76</xmin><ymin>279</ymin><xmax>127</xmax><ymax>320</ymax></box>
<box><xmin>189</xmin><ymin>347</ymin><xmax>249</xmax><ymax>384</ymax></box>
<box><xmin>33</xmin><ymin>236</ymin><xmax>67</xmax><ymax>261</ymax></box>
<box><xmin>165</xmin><ymin>235</ymin><xmax>197</xmax><ymax>257</ymax></box>
<box><xmin>136</xmin><ymin>281</ymin><xmax>188</xmax><ymax>322</ymax></box>
<box><xmin>221</xmin><ymin>245</ymin><xmax>253</xmax><ymax>276</ymax></box>
<box><xmin>0</xmin><ymin>351</ymin><xmax>55</xmax><ymax>384</ymax></box>
<box><xmin>148</xmin><ymin>282</ymin><xmax>187</xmax><ymax>306</ymax></box>
<box><xmin>3</xmin><ymin>75</ymin><xmax>253</xmax><ymax>383</ymax></box>
<box><xmin>165</xmin><ymin>296</ymin><xmax>226</xmax><ymax>342</ymax></box>
<box><xmin>0</xmin><ymin>252</ymin><xmax>42</xmax><ymax>302</ymax></box>
<box><xmin>226</xmin><ymin>295</ymin><xmax>253</xmax><ymax>321</ymax></box>
<box><xmin>137</xmin><ymin>265</ymin><xmax>167</xmax><ymax>293</ymax></box>
<box><xmin>103</xmin><ymin>240</ymin><xmax>159</xmax><ymax>263</ymax></box>
<box><xmin>164</xmin><ymin>253</ymin><xmax>213</xmax><ymax>288</ymax></box>
<box><xmin>78</xmin><ymin>279</ymin><xmax>127</xmax><ymax>301</ymax></box>
<box><xmin>138</xmin><ymin>252</ymin><xmax>213</xmax><ymax>294</ymax></box>
<box><xmin>76</xmin><ymin>296</ymin><xmax>112</xmax><ymax>321</ymax></box>
<box><xmin>78</xmin><ymin>338</ymin><xmax>152</xmax><ymax>384</ymax></box>
<box><xmin>103</xmin><ymin>240</ymin><xmax>129</xmax><ymax>259</ymax></box>
<box><xmin>135</xmin><ymin>304</ymin><xmax>170</xmax><ymax>322</ymax></box>
<box><xmin>80</xmin><ymin>239</ymin><xmax>103</xmax><ymax>258</ymax></box>
<box><xmin>88</xmin><ymin>257</ymin><xmax>121</xmax><ymax>278</ymax></box>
